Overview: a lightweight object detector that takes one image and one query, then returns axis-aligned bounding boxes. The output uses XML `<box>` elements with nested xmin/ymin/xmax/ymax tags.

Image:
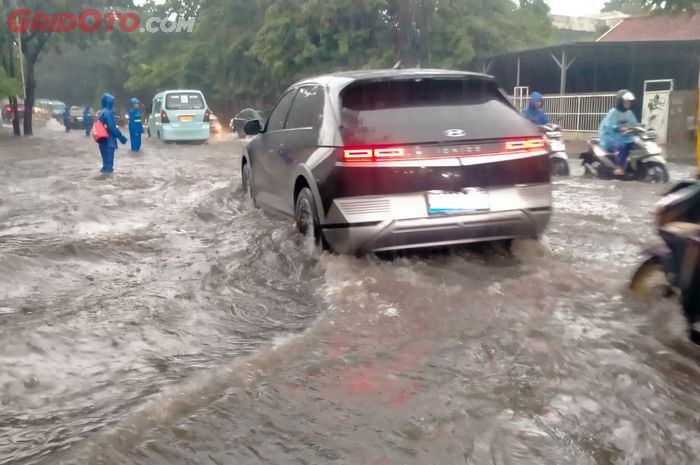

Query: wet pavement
<box><xmin>1</xmin><ymin>121</ymin><xmax>700</xmax><ymax>465</ymax></box>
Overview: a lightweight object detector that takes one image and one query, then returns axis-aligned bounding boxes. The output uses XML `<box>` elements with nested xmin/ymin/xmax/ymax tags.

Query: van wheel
<box><xmin>295</xmin><ymin>187</ymin><xmax>325</xmax><ymax>248</ymax></box>
<box><xmin>147</xmin><ymin>127</ymin><xmax>151</xmax><ymax>138</ymax></box>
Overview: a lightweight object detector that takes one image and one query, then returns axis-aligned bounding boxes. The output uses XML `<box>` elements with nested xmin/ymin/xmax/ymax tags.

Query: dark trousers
<box><xmin>98</xmin><ymin>143</ymin><xmax>115</xmax><ymax>173</ymax></box>
<box><xmin>129</xmin><ymin>125</ymin><xmax>142</xmax><ymax>152</ymax></box>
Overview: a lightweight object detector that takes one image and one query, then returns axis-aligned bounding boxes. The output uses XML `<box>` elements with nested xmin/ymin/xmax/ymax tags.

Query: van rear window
<box><xmin>165</xmin><ymin>93</ymin><xmax>205</xmax><ymax>110</ymax></box>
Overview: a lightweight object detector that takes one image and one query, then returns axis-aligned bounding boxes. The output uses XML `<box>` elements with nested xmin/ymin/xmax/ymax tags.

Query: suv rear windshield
<box><xmin>165</xmin><ymin>92</ymin><xmax>205</xmax><ymax>110</ymax></box>
<box><xmin>340</xmin><ymin>78</ymin><xmax>531</xmax><ymax>145</ymax></box>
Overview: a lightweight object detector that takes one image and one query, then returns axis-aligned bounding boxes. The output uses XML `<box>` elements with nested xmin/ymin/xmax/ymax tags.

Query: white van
<box><xmin>148</xmin><ymin>90</ymin><xmax>210</xmax><ymax>143</ymax></box>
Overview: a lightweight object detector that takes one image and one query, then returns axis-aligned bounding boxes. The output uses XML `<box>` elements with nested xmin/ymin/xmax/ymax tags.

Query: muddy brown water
<box><xmin>1</xmin><ymin>122</ymin><xmax>699</xmax><ymax>465</ymax></box>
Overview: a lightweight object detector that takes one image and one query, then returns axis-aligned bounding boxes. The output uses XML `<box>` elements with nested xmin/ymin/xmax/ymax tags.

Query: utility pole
<box><xmin>14</xmin><ymin>0</ymin><xmax>26</xmax><ymax>100</ymax></box>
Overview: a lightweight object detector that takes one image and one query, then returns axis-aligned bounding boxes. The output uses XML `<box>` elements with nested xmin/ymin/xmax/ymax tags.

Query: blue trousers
<box><xmin>129</xmin><ymin>125</ymin><xmax>142</xmax><ymax>152</ymax></box>
<box><xmin>85</xmin><ymin>122</ymin><xmax>92</xmax><ymax>137</ymax></box>
<box><xmin>608</xmin><ymin>141</ymin><xmax>634</xmax><ymax>167</ymax></box>
<box><xmin>98</xmin><ymin>143</ymin><xmax>115</xmax><ymax>173</ymax></box>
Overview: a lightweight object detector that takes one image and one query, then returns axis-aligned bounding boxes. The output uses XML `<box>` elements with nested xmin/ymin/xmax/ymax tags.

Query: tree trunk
<box><xmin>398</xmin><ymin>0</ymin><xmax>420</xmax><ymax>68</ymax></box>
<box><xmin>23</xmin><ymin>66</ymin><xmax>35</xmax><ymax>136</ymax></box>
<box><xmin>9</xmin><ymin>96</ymin><xmax>21</xmax><ymax>136</ymax></box>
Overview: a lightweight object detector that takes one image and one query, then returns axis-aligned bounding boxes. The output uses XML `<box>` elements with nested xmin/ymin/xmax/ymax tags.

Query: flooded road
<box><xmin>1</xmin><ymin>122</ymin><xmax>699</xmax><ymax>465</ymax></box>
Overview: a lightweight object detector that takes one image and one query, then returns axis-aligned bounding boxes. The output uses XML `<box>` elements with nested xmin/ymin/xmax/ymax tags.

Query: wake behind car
<box><xmin>241</xmin><ymin>69</ymin><xmax>552</xmax><ymax>254</ymax></box>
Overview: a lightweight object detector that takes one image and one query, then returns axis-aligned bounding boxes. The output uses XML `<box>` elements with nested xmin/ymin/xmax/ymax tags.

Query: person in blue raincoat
<box><xmin>83</xmin><ymin>105</ymin><xmax>93</xmax><ymax>137</ymax></box>
<box><xmin>522</xmin><ymin>92</ymin><xmax>549</xmax><ymax>125</ymax></box>
<box><xmin>96</xmin><ymin>93</ymin><xmax>128</xmax><ymax>177</ymax></box>
<box><xmin>598</xmin><ymin>90</ymin><xmax>639</xmax><ymax>176</ymax></box>
<box><xmin>62</xmin><ymin>107</ymin><xmax>71</xmax><ymax>132</ymax></box>
<box><xmin>128</xmin><ymin>97</ymin><xmax>143</xmax><ymax>153</ymax></box>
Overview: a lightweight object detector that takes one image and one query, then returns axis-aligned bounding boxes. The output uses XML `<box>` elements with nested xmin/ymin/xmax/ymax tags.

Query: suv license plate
<box><xmin>427</xmin><ymin>191</ymin><xmax>489</xmax><ymax>214</ymax></box>
<box><xmin>179</xmin><ymin>115</ymin><xmax>194</xmax><ymax>122</ymax></box>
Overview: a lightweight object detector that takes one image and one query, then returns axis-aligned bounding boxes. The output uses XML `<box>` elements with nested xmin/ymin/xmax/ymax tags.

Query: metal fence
<box><xmin>510</xmin><ymin>92</ymin><xmax>617</xmax><ymax>132</ymax></box>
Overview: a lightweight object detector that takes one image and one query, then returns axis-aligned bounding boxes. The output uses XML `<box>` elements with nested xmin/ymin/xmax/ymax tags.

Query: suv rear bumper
<box><xmin>321</xmin><ymin>184</ymin><xmax>551</xmax><ymax>253</ymax></box>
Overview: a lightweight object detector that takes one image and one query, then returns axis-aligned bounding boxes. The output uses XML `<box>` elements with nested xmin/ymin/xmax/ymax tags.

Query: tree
<box><xmin>6</xmin><ymin>0</ymin><xmax>133</xmax><ymax>136</ymax></box>
<box><xmin>79</xmin><ymin>0</ymin><xmax>556</xmax><ymax>117</ymax></box>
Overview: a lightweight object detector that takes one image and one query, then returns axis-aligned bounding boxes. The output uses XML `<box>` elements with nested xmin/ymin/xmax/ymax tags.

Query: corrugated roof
<box><xmin>598</xmin><ymin>15</ymin><xmax>700</xmax><ymax>42</ymax></box>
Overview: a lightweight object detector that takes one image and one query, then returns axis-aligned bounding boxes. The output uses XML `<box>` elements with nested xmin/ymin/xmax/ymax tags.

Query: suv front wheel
<box><xmin>295</xmin><ymin>187</ymin><xmax>324</xmax><ymax>247</ymax></box>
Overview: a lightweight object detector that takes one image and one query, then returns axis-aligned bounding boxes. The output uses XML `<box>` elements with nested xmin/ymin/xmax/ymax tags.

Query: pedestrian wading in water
<box><xmin>94</xmin><ymin>93</ymin><xmax>127</xmax><ymax>179</ymax></box>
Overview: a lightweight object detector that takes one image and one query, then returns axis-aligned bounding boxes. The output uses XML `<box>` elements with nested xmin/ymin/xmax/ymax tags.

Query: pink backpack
<box><xmin>91</xmin><ymin>119</ymin><xmax>109</xmax><ymax>142</ymax></box>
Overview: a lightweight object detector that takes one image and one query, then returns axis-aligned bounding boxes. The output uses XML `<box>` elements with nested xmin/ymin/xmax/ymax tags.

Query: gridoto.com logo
<box><xmin>6</xmin><ymin>9</ymin><xmax>195</xmax><ymax>34</ymax></box>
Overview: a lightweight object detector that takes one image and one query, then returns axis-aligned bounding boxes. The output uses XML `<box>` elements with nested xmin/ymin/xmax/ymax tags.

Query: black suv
<box><xmin>241</xmin><ymin>69</ymin><xmax>552</xmax><ymax>254</ymax></box>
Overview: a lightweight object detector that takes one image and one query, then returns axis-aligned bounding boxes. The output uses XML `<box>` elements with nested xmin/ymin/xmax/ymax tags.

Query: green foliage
<box><xmin>33</xmin><ymin>0</ymin><xmax>556</xmax><ymax>114</ymax></box>
<box><xmin>0</xmin><ymin>67</ymin><xmax>22</xmax><ymax>98</ymax></box>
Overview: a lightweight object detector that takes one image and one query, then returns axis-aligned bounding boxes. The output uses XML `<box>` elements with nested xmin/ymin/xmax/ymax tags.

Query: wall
<box><xmin>666</xmin><ymin>90</ymin><xmax>698</xmax><ymax>160</ymax></box>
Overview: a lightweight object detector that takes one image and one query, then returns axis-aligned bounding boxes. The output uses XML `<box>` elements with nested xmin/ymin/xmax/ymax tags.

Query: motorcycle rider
<box><xmin>599</xmin><ymin>90</ymin><xmax>639</xmax><ymax>176</ymax></box>
<box><xmin>522</xmin><ymin>92</ymin><xmax>549</xmax><ymax>125</ymax></box>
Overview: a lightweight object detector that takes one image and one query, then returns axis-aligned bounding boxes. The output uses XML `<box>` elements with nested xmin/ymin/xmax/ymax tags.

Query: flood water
<box><xmin>1</xmin><ymin>121</ymin><xmax>699</xmax><ymax>465</ymax></box>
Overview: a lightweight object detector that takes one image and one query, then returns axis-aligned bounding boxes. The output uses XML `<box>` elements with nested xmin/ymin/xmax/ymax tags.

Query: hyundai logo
<box><xmin>445</xmin><ymin>129</ymin><xmax>466</xmax><ymax>138</ymax></box>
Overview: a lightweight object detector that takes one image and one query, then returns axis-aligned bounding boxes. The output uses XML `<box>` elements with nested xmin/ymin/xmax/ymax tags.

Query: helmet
<box><xmin>615</xmin><ymin>89</ymin><xmax>635</xmax><ymax>111</ymax></box>
<box><xmin>130</xmin><ymin>97</ymin><xmax>139</xmax><ymax>105</ymax></box>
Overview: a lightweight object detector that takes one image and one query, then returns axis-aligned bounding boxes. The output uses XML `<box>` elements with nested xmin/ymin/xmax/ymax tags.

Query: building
<box><xmin>473</xmin><ymin>15</ymin><xmax>699</xmax><ymax>149</ymax></box>
<box><xmin>552</xmin><ymin>11</ymin><xmax>628</xmax><ymax>33</ymax></box>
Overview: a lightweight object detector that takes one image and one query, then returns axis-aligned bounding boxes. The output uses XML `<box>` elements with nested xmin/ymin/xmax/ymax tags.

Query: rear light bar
<box><xmin>161</xmin><ymin>110</ymin><xmax>170</xmax><ymax>124</ymax></box>
<box><xmin>342</xmin><ymin>138</ymin><xmax>546</xmax><ymax>162</ymax></box>
<box><xmin>204</xmin><ymin>108</ymin><xmax>211</xmax><ymax>122</ymax></box>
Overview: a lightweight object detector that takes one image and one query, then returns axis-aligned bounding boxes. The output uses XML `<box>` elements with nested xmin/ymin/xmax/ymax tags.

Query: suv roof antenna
<box><xmin>392</xmin><ymin>61</ymin><xmax>402</xmax><ymax>70</ymax></box>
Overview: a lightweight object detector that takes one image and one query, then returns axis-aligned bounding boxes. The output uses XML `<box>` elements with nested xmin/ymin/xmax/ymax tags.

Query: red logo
<box><xmin>7</xmin><ymin>9</ymin><xmax>141</xmax><ymax>33</ymax></box>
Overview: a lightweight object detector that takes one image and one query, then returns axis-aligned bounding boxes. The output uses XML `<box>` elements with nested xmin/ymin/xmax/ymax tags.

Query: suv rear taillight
<box><xmin>203</xmin><ymin>108</ymin><xmax>211</xmax><ymax>122</ymax></box>
<box><xmin>343</xmin><ymin>147</ymin><xmax>406</xmax><ymax>162</ymax></box>
<box><xmin>161</xmin><ymin>110</ymin><xmax>170</xmax><ymax>124</ymax></box>
<box><xmin>342</xmin><ymin>138</ymin><xmax>546</xmax><ymax>163</ymax></box>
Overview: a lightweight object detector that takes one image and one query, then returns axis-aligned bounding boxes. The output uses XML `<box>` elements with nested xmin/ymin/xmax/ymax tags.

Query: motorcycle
<box><xmin>539</xmin><ymin>123</ymin><xmax>570</xmax><ymax>176</ymax></box>
<box><xmin>579</xmin><ymin>126</ymin><xmax>669</xmax><ymax>183</ymax></box>
<box><xmin>630</xmin><ymin>180</ymin><xmax>700</xmax><ymax>343</ymax></box>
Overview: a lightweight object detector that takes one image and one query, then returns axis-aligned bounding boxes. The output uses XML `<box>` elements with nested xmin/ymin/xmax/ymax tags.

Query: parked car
<box><xmin>65</xmin><ymin>105</ymin><xmax>88</xmax><ymax>130</ymax></box>
<box><xmin>240</xmin><ymin>69</ymin><xmax>552</xmax><ymax>254</ymax></box>
<box><xmin>148</xmin><ymin>89</ymin><xmax>210</xmax><ymax>143</ymax></box>
<box><xmin>230</xmin><ymin>108</ymin><xmax>268</xmax><ymax>138</ymax></box>
<box><xmin>2</xmin><ymin>102</ymin><xmax>24</xmax><ymax>124</ymax></box>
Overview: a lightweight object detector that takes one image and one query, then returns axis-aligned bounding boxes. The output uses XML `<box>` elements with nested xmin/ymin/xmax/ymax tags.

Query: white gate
<box><xmin>642</xmin><ymin>79</ymin><xmax>674</xmax><ymax>144</ymax></box>
<box><xmin>509</xmin><ymin>91</ymin><xmax>617</xmax><ymax>132</ymax></box>
<box><xmin>543</xmin><ymin>93</ymin><xmax>617</xmax><ymax>132</ymax></box>
<box><xmin>513</xmin><ymin>86</ymin><xmax>529</xmax><ymax>112</ymax></box>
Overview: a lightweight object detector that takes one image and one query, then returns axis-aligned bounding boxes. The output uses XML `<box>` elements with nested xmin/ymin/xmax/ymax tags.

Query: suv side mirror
<box><xmin>244</xmin><ymin>119</ymin><xmax>262</xmax><ymax>136</ymax></box>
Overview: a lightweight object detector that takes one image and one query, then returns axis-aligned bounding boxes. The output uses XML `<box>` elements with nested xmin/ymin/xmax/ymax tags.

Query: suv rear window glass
<box><xmin>165</xmin><ymin>93</ymin><xmax>205</xmax><ymax>110</ymax></box>
<box><xmin>340</xmin><ymin>78</ymin><xmax>530</xmax><ymax>145</ymax></box>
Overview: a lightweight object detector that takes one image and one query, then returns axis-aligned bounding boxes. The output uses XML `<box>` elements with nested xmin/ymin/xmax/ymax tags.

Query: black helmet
<box><xmin>615</xmin><ymin>89</ymin><xmax>635</xmax><ymax>111</ymax></box>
